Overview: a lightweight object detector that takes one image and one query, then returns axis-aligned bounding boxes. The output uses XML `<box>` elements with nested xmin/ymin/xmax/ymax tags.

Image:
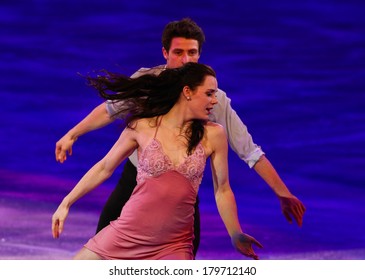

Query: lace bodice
<box><xmin>137</xmin><ymin>138</ymin><xmax>206</xmax><ymax>192</ymax></box>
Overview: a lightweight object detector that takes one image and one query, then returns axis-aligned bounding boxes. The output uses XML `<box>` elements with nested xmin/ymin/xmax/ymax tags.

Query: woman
<box><xmin>52</xmin><ymin>62</ymin><xmax>263</xmax><ymax>260</ymax></box>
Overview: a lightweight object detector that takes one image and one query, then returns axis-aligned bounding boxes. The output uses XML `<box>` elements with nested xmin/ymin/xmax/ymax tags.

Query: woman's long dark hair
<box><xmin>86</xmin><ymin>62</ymin><xmax>216</xmax><ymax>155</ymax></box>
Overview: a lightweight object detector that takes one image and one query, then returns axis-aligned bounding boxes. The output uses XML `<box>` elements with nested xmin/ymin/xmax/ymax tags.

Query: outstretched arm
<box><xmin>212</xmin><ymin>89</ymin><xmax>305</xmax><ymax>227</ymax></box>
<box><xmin>55</xmin><ymin>66</ymin><xmax>162</xmax><ymax>163</ymax></box>
<box><xmin>52</xmin><ymin>127</ymin><xmax>138</xmax><ymax>238</ymax></box>
<box><xmin>253</xmin><ymin>156</ymin><xmax>306</xmax><ymax>227</ymax></box>
<box><xmin>55</xmin><ymin>103</ymin><xmax>114</xmax><ymax>163</ymax></box>
<box><xmin>208</xmin><ymin>124</ymin><xmax>263</xmax><ymax>260</ymax></box>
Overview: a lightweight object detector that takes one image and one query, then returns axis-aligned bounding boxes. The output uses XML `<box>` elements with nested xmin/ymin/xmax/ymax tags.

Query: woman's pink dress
<box><xmin>84</xmin><ymin>129</ymin><xmax>206</xmax><ymax>260</ymax></box>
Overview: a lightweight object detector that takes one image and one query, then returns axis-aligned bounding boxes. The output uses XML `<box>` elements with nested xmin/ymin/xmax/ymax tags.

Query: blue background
<box><xmin>0</xmin><ymin>0</ymin><xmax>364</xmax><ymax>259</ymax></box>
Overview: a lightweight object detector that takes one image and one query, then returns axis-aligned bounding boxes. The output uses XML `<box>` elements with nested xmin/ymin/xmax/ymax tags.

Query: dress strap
<box><xmin>153</xmin><ymin>116</ymin><xmax>163</xmax><ymax>139</ymax></box>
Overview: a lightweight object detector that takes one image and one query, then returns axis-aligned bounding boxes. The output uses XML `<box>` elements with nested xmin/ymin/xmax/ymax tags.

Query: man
<box><xmin>55</xmin><ymin>18</ymin><xmax>305</xmax><ymax>257</ymax></box>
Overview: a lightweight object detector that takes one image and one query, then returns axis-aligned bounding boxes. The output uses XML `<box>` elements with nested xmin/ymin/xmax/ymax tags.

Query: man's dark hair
<box><xmin>162</xmin><ymin>18</ymin><xmax>205</xmax><ymax>54</ymax></box>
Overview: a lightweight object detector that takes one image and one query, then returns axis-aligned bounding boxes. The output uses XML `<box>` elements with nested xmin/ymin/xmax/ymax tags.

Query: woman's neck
<box><xmin>162</xmin><ymin>103</ymin><xmax>191</xmax><ymax>131</ymax></box>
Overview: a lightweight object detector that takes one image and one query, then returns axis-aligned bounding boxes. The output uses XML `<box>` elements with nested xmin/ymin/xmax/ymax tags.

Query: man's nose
<box><xmin>181</xmin><ymin>54</ymin><xmax>189</xmax><ymax>64</ymax></box>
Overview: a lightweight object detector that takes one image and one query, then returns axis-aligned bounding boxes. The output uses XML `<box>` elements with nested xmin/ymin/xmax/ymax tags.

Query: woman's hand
<box><xmin>51</xmin><ymin>203</ymin><xmax>70</xmax><ymax>238</ymax></box>
<box><xmin>231</xmin><ymin>232</ymin><xmax>263</xmax><ymax>260</ymax></box>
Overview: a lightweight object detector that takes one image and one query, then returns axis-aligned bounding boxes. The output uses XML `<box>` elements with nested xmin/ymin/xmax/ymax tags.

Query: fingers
<box><xmin>55</xmin><ymin>145</ymin><xmax>66</xmax><ymax>163</ymax></box>
<box><xmin>249</xmin><ymin>237</ymin><xmax>263</xmax><ymax>260</ymax></box>
<box><xmin>55</xmin><ymin>145</ymin><xmax>72</xmax><ymax>163</ymax></box>
<box><xmin>52</xmin><ymin>219</ymin><xmax>59</xmax><ymax>238</ymax></box>
<box><xmin>234</xmin><ymin>234</ymin><xmax>262</xmax><ymax>260</ymax></box>
<box><xmin>52</xmin><ymin>217</ymin><xmax>64</xmax><ymax>239</ymax></box>
<box><xmin>292</xmin><ymin>206</ymin><xmax>304</xmax><ymax>227</ymax></box>
<box><xmin>57</xmin><ymin>152</ymin><xmax>66</xmax><ymax>163</ymax></box>
<box><xmin>283</xmin><ymin>210</ymin><xmax>293</xmax><ymax>224</ymax></box>
<box><xmin>243</xmin><ymin>245</ymin><xmax>260</xmax><ymax>260</ymax></box>
<box><xmin>281</xmin><ymin>196</ymin><xmax>306</xmax><ymax>227</ymax></box>
<box><xmin>252</xmin><ymin>238</ymin><xmax>264</xmax><ymax>249</ymax></box>
<box><xmin>291</xmin><ymin>200</ymin><xmax>306</xmax><ymax>227</ymax></box>
<box><xmin>55</xmin><ymin>146</ymin><xmax>61</xmax><ymax>161</ymax></box>
<box><xmin>245</xmin><ymin>251</ymin><xmax>259</xmax><ymax>260</ymax></box>
<box><xmin>297</xmin><ymin>201</ymin><xmax>306</xmax><ymax>217</ymax></box>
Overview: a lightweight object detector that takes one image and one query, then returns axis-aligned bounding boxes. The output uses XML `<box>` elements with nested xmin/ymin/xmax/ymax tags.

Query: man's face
<box><xmin>162</xmin><ymin>37</ymin><xmax>200</xmax><ymax>69</ymax></box>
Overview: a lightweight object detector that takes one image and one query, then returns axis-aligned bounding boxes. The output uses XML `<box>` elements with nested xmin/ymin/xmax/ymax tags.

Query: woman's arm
<box><xmin>208</xmin><ymin>123</ymin><xmax>263</xmax><ymax>259</ymax></box>
<box><xmin>52</xmin><ymin>127</ymin><xmax>138</xmax><ymax>238</ymax></box>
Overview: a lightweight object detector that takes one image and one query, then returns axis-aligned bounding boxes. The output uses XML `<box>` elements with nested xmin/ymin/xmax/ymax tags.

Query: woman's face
<box><xmin>188</xmin><ymin>75</ymin><xmax>218</xmax><ymax>120</ymax></box>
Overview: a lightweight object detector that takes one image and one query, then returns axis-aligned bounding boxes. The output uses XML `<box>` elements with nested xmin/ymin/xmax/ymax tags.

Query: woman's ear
<box><xmin>183</xmin><ymin>86</ymin><xmax>192</xmax><ymax>101</ymax></box>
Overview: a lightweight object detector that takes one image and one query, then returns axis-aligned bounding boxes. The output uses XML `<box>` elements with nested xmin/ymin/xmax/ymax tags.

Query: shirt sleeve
<box><xmin>209</xmin><ymin>89</ymin><xmax>265</xmax><ymax>168</ymax></box>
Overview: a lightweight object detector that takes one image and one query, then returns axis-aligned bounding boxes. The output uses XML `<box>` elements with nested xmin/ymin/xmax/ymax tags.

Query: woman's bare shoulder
<box><xmin>130</xmin><ymin>117</ymin><xmax>159</xmax><ymax>131</ymax></box>
<box><xmin>205</xmin><ymin>121</ymin><xmax>226</xmax><ymax>137</ymax></box>
<box><xmin>202</xmin><ymin>121</ymin><xmax>227</xmax><ymax>156</ymax></box>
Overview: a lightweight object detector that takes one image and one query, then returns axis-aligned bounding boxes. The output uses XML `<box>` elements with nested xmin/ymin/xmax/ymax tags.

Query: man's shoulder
<box><xmin>215</xmin><ymin>88</ymin><xmax>230</xmax><ymax>103</ymax></box>
<box><xmin>131</xmin><ymin>65</ymin><xmax>166</xmax><ymax>78</ymax></box>
<box><xmin>216</xmin><ymin>88</ymin><xmax>227</xmax><ymax>96</ymax></box>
